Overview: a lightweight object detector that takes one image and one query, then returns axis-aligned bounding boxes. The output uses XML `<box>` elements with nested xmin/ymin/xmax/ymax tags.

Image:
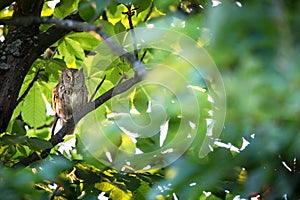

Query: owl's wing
<box><xmin>52</xmin><ymin>85</ymin><xmax>61</xmax><ymax>118</ymax></box>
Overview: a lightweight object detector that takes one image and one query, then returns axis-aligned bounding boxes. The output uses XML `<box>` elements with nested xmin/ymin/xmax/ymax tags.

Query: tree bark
<box><xmin>0</xmin><ymin>0</ymin><xmax>43</xmax><ymax>132</ymax></box>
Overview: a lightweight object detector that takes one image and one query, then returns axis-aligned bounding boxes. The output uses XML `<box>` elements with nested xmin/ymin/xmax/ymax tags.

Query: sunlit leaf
<box><xmin>21</xmin><ymin>84</ymin><xmax>46</xmax><ymax>128</ymax></box>
<box><xmin>68</xmin><ymin>32</ymin><xmax>101</xmax><ymax>50</ymax></box>
<box><xmin>119</xmin><ymin>134</ymin><xmax>136</xmax><ymax>153</ymax></box>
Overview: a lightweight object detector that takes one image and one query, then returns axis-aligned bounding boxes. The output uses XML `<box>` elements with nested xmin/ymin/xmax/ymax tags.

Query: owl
<box><xmin>52</xmin><ymin>68</ymin><xmax>88</xmax><ymax>127</ymax></box>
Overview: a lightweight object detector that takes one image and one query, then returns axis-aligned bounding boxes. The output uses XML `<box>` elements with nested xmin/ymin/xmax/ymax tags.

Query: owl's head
<box><xmin>60</xmin><ymin>68</ymin><xmax>86</xmax><ymax>87</ymax></box>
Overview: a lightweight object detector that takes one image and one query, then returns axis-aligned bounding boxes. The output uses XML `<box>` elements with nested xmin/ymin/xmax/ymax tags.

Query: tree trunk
<box><xmin>0</xmin><ymin>0</ymin><xmax>44</xmax><ymax>132</ymax></box>
<box><xmin>0</xmin><ymin>0</ymin><xmax>83</xmax><ymax>133</ymax></box>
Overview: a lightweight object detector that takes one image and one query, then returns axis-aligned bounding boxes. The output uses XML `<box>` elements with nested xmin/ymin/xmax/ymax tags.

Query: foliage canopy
<box><xmin>1</xmin><ymin>0</ymin><xmax>300</xmax><ymax>199</ymax></box>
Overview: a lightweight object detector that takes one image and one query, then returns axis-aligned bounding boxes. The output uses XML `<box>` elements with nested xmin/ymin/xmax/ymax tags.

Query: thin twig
<box><xmin>140</xmin><ymin>50</ymin><xmax>147</xmax><ymax>62</ymax></box>
<box><xmin>89</xmin><ymin>74</ymin><xmax>106</xmax><ymax>102</ymax></box>
<box><xmin>16</xmin><ymin>68</ymin><xmax>44</xmax><ymax>106</ymax></box>
<box><xmin>123</xmin><ymin>5</ymin><xmax>139</xmax><ymax>60</ymax></box>
<box><xmin>143</xmin><ymin>1</ymin><xmax>154</xmax><ymax>22</ymax></box>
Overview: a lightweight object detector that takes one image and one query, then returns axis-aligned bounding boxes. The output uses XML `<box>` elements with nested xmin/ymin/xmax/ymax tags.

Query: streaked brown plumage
<box><xmin>52</xmin><ymin>68</ymin><xmax>88</xmax><ymax>130</ymax></box>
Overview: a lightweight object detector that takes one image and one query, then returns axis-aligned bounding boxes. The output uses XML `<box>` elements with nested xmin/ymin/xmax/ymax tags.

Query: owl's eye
<box><xmin>76</xmin><ymin>77</ymin><xmax>80</xmax><ymax>80</ymax></box>
<box><xmin>66</xmin><ymin>76</ymin><xmax>71</xmax><ymax>81</ymax></box>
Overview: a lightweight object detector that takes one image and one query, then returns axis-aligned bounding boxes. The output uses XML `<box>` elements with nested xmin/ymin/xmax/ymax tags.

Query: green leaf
<box><xmin>12</xmin><ymin>119</ymin><xmax>26</xmax><ymax>136</ymax></box>
<box><xmin>11</xmin><ymin>101</ymin><xmax>23</xmax><ymax>121</ymax></box>
<box><xmin>53</xmin><ymin>0</ymin><xmax>79</xmax><ymax>17</ymax></box>
<box><xmin>64</xmin><ymin>38</ymin><xmax>86</xmax><ymax>60</ymax></box>
<box><xmin>154</xmin><ymin>0</ymin><xmax>178</xmax><ymax>13</ymax></box>
<box><xmin>78</xmin><ymin>0</ymin><xmax>111</xmax><ymax>22</ymax></box>
<box><xmin>125</xmin><ymin>175</ymin><xmax>141</xmax><ymax>191</ymax></box>
<box><xmin>115</xmin><ymin>0</ymin><xmax>132</xmax><ymax>4</ymax></box>
<box><xmin>26</xmin><ymin>127</ymin><xmax>51</xmax><ymax>139</ymax></box>
<box><xmin>107</xmin><ymin>2</ymin><xmax>118</xmax><ymax>15</ymax></box>
<box><xmin>114</xmin><ymin>20</ymin><xmax>126</xmax><ymax>35</ymax></box>
<box><xmin>134</xmin><ymin>0</ymin><xmax>152</xmax><ymax>13</ymax></box>
<box><xmin>132</xmin><ymin>181</ymin><xmax>150</xmax><ymax>200</ymax></box>
<box><xmin>35</xmin><ymin>155</ymin><xmax>72</xmax><ymax>180</ymax></box>
<box><xmin>18</xmin><ymin>69</ymin><xmax>35</xmax><ymax>100</ymax></box>
<box><xmin>102</xmin><ymin>20</ymin><xmax>116</xmax><ymax>38</ymax></box>
<box><xmin>57</xmin><ymin>38</ymin><xmax>85</xmax><ymax>67</ymax></box>
<box><xmin>0</xmin><ymin>134</ymin><xmax>27</xmax><ymax>145</ymax></box>
<box><xmin>16</xmin><ymin>145</ymin><xmax>28</xmax><ymax>156</ymax></box>
<box><xmin>67</xmin><ymin>32</ymin><xmax>100</xmax><ymax>50</ymax></box>
<box><xmin>57</xmin><ymin>40</ymin><xmax>75</xmax><ymax>67</ymax></box>
<box><xmin>21</xmin><ymin>84</ymin><xmax>46</xmax><ymax>128</ymax></box>
<box><xmin>106</xmin><ymin>4</ymin><xmax>127</xmax><ymax>25</ymax></box>
<box><xmin>119</xmin><ymin>134</ymin><xmax>136</xmax><ymax>153</ymax></box>
<box><xmin>133</xmin><ymin>87</ymin><xmax>149</xmax><ymax>113</ymax></box>
<box><xmin>136</xmin><ymin>134</ymin><xmax>160</xmax><ymax>153</ymax></box>
<box><xmin>26</xmin><ymin>137</ymin><xmax>52</xmax><ymax>151</ymax></box>
<box><xmin>78</xmin><ymin>1</ymin><xmax>97</xmax><ymax>22</ymax></box>
<box><xmin>108</xmin><ymin>64</ymin><xmax>123</xmax><ymax>84</ymax></box>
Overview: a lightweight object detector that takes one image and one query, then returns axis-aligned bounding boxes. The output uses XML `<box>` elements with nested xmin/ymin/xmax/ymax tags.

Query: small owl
<box><xmin>52</xmin><ymin>68</ymin><xmax>88</xmax><ymax>127</ymax></box>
